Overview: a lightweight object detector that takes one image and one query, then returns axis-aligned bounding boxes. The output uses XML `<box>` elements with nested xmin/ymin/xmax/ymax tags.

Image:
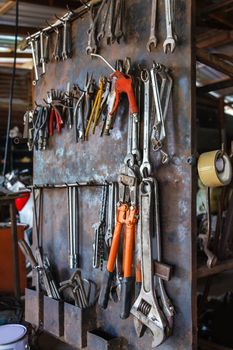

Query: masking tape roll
<box><xmin>198</xmin><ymin>150</ymin><xmax>232</xmax><ymax>187</ymax></box>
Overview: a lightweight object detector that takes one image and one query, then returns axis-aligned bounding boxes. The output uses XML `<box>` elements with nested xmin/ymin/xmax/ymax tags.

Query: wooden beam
<box><xmin>199</xmin><ymin>0</ymin><xmax>233</xmax><ymax>16</ymax></box>
<box><xmin>0</xmin><ymin>1</ymin><xmax>15</xmax><ymax>16</ymax></box>
<box><xmin>197</xmin><ymin>79</ymin><xmax>233</xmax><ymax>94</ymax></box>
<box><xmin>197</xmin><ymin>30</ymin><xmax>233</xmax><ymax>49</ymax></box>
<box><xmin>0</xmin><ymin>24</ymin><xmax>38</xmax><ymax>36</ymax></box>
<box><xmin>0</xmin><ymin>52</ymin><xmax>31</xmax><ymax>58</ymax></box>
<box><xmin>197</xmin><ymin>258</ymin><xmax>233</xmax><ymax>279</ymax></box>
<box><xmin>196</xmin><ymin>49</ymin><xmax>233</xmax><ymax>78</ymax></box>
<box><xmin>199</xmin><ymin>339</ymin><xmax>233</xmax><ymax>350</ymax></box>
<box><xmin>210</xmin><ymin>12</ymin><xmax>233</xmax><ymax>30</ymax></box>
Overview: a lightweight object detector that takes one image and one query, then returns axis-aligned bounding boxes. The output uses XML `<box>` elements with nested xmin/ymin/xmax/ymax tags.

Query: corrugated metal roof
<box><xmin>0</xmin><ymin>1</ymin><xmax>66</xmax><ymax>28</ymax></box>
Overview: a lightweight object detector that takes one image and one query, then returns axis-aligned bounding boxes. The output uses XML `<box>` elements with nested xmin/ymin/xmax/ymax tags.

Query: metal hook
<box><xmin>45</xmin><ymin>20</ymin><xmax>58</xmax><ymax>33</ymax></box>
<box><xmin>79</xmin><ymin>0</ymin><xmax>91</xmax><ymax>10</ymax></box>
<box><xmin>55</xmin><ymin>14</ymin><xmax>65</xmax><ymax>23</ymax></box>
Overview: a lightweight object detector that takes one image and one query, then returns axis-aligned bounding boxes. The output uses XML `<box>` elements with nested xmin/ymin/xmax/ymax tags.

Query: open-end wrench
<box><xmin>163</xmin><ymin>0</ymin><xmax>176</xmax><ymax>54</ymax></box>
<box><xmin>40</xmin><ymin>32</ymin><xmax>46</xmax><ymax>75</ymax></box>
<box><xmin>146</xmin><ymin>0</ymin><xmax>157</xmax><ymax>52</ymax></box>
<box><xmin>29</xmin><ymin>39</ymin><xmax>39</xmax><ymax>85</ymax></box>
<box><xmin>106</xmin><ymin>0</ymin><xmax>115</xmax><ymax>45</ymax></box>
<box><xmin>53</xmin><ymin>28</ymin><xmax>62</xmax><ymax>61</ymax></box>
<box><xmin>140</xmin><ymin>69</ymin><xmax>151</xmax><ymax>178</ymax></box>
<box><xmin>131</xmin><ymin>180</ymin><xmax>167</xmax><ymax>348</ymax></box>
<box><xmin>97</xmin><ymin>0</ymin><xmax>111</xmax><ymax>42</ymax></box>
<box><xmin>115</xmin><ymin>0</ymin><xmax>124</xmax><ymax>43</ymax></box>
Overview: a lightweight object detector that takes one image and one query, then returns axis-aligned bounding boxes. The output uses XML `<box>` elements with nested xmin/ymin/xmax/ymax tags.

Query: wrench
<box><xmin>105</xmin><ymin>182</ymin><xmax>115</xmax><ymax>247</ymax></box>
<box><xmin>29</xmin><ymin>39</ymin><xmax>39</xmax><ymax>85</ymax></box>
<box><xmin>131</xmin><ymin>180</ymin><xmax>167</xmax><ymax>348</ymax></box>
<box><xmin>67</xmin><ymin>186</ymin><xmax>79</xmax><ymax>269</ymax></box>
<box><xmin>115</xmin><ymin>0</ymin><xmax>124</xmax><ymax>43</ymax></box>
<box><xmin>146</xmin><ymin>0</ymin><xmax>157</xmax><ymax>52</ymax></box>
<box><xmin>40</xmin><ymin>32</ymin><xmax>46</xmax><ymax>75</ymax></box>
<box><xmin>163</xmin><ymin>0</ymin><xmax>176</xmax><ymax>54</ymax></box>
<box><xmin>106</xmin><ymin>0</ymin><xmax>115</xmax><ymax>45</ymax></box>
<box><xmin>152</xmin><ymin>177</ymin><xmax>175</xmax><ymax>330</ymax></box>
<box><xmin>140</xmin><ymin>69</ymin><xmax>151</xmax><ymax>178</ymax></box>
<box><xmin>53</xmin><ymin>28</ymin><xmax>62</xmax><ymax>61</ymax></box>
<box><xmin>97</xmin><ymin>0</ymin><xmax>111</xmax><ymax>42</ymax></box>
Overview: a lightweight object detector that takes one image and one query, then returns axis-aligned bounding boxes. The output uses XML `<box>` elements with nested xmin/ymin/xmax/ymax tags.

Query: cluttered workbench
<box><xmin>21</xmin><ymin>1</ymin><xmax>196</xmax><ymax>349</ymax></box>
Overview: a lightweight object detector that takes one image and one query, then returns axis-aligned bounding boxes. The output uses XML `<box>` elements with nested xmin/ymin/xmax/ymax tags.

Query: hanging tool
<box><xmin>146</xmin><ymin>0</ymin><xmax>157</xmax><ymax>52</ymax></box>
<box><xmin>67</xmin><ymin>186</ymin><xmax>79</xmax><ymax>269</ymax></box>
<box><xmin>163</xmin><ymin>0</ymin><xmax>176</xmax><ymax>53</ymax></box>
<box><xmin>85</xmin><ymin>76</ymin><xmax>105</xmax><ymax>138</ymax></box>
<box><xmin>93</xmin><ymin>184</ymin><xmax>108</xmax><ymax>270</ymax></box>
<box><xmin>91</xmin><ymin>53</ymin><xmax>139</xmax><ymax>135</ymax></box>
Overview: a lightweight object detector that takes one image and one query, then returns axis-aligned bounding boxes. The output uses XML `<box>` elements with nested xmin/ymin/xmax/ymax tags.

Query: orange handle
<box><xmin>110</xmin><ymin>71</ymin><xmax>139</xmax><ymax>115</ymax></box>
<box><xmin>123</xmin><ymin>222</ymin><xmax>135</xmax><ymax>278</ymax></box>
<box><xmin>123</xmin><ymin>207</ymin><xmax>138</xmax><ymax>278</ymax></box>
<box><xmin>107</xmin><ymin>204</ymin><xmax>128</xmax><ymax>273</ymax></box>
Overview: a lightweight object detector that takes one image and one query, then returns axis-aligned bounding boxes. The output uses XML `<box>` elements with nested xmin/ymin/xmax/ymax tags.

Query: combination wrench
<box><xmin>163</xmin><ymin>0</ymin><xmax>176</xmax><ymax>53</ymax></box>
<box><xmin>146</xmin><ymin>0</ymin><xmax>157</xmax><ymax>52</ymax></box>
<box><xmin>140</xmin><ymin>69</ymin><xmax>151</xmax><ymax>177</ymax></box>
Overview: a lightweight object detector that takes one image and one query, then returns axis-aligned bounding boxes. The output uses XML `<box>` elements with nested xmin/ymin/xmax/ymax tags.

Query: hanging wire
<box><xmin>2</xmin><ymin>0</ymin><xmax>19</xmax><ymax>176</ymax></box>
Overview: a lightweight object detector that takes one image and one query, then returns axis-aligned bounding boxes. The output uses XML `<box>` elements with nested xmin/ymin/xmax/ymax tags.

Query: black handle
<box><xmin>120</xmin><ymin>277</ymin><xmax>134</xmax><ymax>319</ymax></box>
<box><xmin>98</xmin><ymin>270</ymin><xmax>114</xmax><ymax>309</ymax></box>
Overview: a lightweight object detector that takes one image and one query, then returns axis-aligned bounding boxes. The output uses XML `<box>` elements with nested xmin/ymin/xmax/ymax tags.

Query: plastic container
<box><xmin>0</xmin><ymin>324</ymin><xmax>28</xmax><ymax>350</ymax></box>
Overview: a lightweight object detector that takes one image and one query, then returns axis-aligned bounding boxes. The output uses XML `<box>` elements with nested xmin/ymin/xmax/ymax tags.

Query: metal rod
<box><xmin>24</xmin><ymin>0</ymin><xmax>102</xmax><ymax>45</ymax></box>
<box><xmin>24</xmin><ymin>181</ymin><xmax>111</xmax><ymax>190</ymax></box>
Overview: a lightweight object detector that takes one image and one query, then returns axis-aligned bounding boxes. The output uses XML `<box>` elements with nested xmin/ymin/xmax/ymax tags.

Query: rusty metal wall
<box><xmin>33</xmin><ymin>0</ymin><xmax>196</xmax><ymax>349</ymax></box>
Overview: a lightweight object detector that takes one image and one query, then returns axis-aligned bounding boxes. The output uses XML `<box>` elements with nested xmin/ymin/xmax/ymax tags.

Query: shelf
<box><xmin>197</xmin><ymin>259</ymin><xmax>233</xmax><ymax>279</ymax></box>
<box><xmin>199</xmin><ymin>338</ymin><xmax>233</xmax><ymax>350</ymax></box>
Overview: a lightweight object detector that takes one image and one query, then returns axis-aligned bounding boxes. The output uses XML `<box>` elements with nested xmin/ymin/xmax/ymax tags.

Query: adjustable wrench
<box><xmin>131</xmin><ymin>180</ymin><xmax>166</xmax><ymax>348</ymax></box>
<box><xmin>140</xmin><ymin>69</ymin><xmax>151</xmax><ymax>177</ymax></box>
<box><xmin>146</xmin><ymin>0</ymin><xmax>157</xmax><ymax>52</ymax></box>
<box><xmin>163</xmin><ymin>0</ymin><xmax>176</xmax><ymax>53</ymax></box>
<box><xmin>152</xmin><ymin>177</ymin><xmax>175</xmax><ymax>330</ymax></box>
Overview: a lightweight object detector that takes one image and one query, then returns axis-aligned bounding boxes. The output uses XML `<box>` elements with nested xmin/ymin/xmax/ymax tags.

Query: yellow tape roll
<box><xmin>198</xmin><ymin>150</ymin><xmax>232</xmax><ymax>187</ymax></box>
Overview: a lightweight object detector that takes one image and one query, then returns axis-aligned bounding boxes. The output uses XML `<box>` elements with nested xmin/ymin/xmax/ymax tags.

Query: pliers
<box><xmin>49</xmin><ymin>106</ymin><xmax>63</xmax><ymax>136</ymax></box>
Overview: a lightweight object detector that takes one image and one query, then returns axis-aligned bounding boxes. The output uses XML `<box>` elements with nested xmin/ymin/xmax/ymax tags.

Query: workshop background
<box><xmin>1</xmin><ymin>0</ymin><xmax>233</xmax><ymax>350</ymax></box>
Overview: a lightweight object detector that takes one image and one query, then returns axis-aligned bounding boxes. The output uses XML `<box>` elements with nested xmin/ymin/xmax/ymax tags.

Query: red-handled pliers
<box><xmin>49</xmin><ymin>106</ymin><xmax>63</xmax><ymax>136</ymax></box>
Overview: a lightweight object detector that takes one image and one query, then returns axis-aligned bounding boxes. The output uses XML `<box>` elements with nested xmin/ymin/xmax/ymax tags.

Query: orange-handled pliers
<box><xmin>49</xmin><ymin>106</ymin><xmax>63</xmax><ymax>136</ymax></box>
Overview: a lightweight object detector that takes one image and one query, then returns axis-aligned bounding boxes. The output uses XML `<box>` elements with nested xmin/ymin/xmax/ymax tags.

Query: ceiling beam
<box><xmin>0</xmin><ymin>1</ymin><xmax>15</xmax><ymax>16</ymax></box>
<box><xmin>197</xmin><ymin>79</ymin><xmax>233</xmax><ymax>94</ymax></box>
<box><xmin>0</xmin><ymin>24</ymin><xmax>38</xmax><ymax>36</ymax></box>
<box><xmin>196</xmin><ymin>49</ymin><xmax>233</xmax><ymax>79</ymax></box>
<box><xmin>0</xmin><ymin>52</ymin><xmax>31</xmax><ymax>58</ymax></box>
<box><xmin>199</xmin><ymin>0</ymin><xmax>233</xmax><ymax>16</ymax></box>
<box><xmin>197</xmin><ymin>30</ymin><xmax>233</xmax><ymax>49</ymax></box>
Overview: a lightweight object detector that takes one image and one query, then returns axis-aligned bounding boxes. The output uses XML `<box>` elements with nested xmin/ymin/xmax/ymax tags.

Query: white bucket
<box><xmin>0</xmin><ymin>324</ymin><xmax>29</xmax><ymax>350</ymax></box>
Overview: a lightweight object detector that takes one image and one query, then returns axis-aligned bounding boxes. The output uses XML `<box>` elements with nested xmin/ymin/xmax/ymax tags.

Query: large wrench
<box><xmin>140</xmin><ymin>69</ymin><xmax>151</xmax><ymax>177</ymax></box>
<box><xmin>146</xmin><ymin>0</ymin><xmax>157</xmax><ymax>52</ymax></box>
<box><xmin>163</xmin><ymin>0</ymin><xmax>176</xmax><ymax>53</ymax></box>
<box><xmin>152</xmin><ymin>177</ymin><xmax>175</xmax><ymax>331</ymax></box>
<box><xmin>131</xmin><ymin>180</ymin><xmax>166</xmax><ymax>348</ymax></box>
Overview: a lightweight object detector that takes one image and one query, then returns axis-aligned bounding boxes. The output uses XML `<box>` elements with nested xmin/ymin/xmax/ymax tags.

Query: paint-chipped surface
<box><xmin>33</xmin><ymin>0</ymin><xmax>195</xmax><ymax>349</ymax></box>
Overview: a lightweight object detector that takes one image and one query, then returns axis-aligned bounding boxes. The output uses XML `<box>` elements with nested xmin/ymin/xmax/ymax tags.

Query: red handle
<box><xmin>110</xmin><ymin>71</ymin><xmax>139</xmax><ymax>115</ymax></box>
